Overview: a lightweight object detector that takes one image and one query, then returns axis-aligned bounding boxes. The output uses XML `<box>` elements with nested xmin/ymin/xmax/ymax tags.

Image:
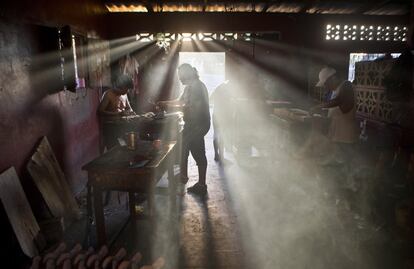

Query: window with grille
<box><xmin>325</xmin><ymin>24</ymin><xmax>408</xmax><ymax>42</ymax></box>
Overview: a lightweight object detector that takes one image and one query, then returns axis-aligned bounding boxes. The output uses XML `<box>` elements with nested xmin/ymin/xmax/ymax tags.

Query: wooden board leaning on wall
<box><xmin>0</xmin><ymin>167</ymin><xmax>45</xmax><ymax>257</ymax></box>
<box><xmin>27</xmin><ymin>137</ymin><xmax>80</xmax><ymax>228</ymax></box>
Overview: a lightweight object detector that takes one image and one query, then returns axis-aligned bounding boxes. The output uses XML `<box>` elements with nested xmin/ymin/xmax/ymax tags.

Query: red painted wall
<box><xmin>0</xmin><ymin>19</ymin><xmax>107</xmax><ymax>267</ymax></box>
<box><xmin>0</xmin><ymin>0</ymin><xmax>109</xmax><ymax>193</ymax></box>
<box><xmin>0</xmin><ymin>0</ymin><xmax>110</xmax><ymax>263</ymax></box>
<box><xmin>0</xmin><ymin>20</ymin><xmax>102</xmax><ymax>195</ymax></box>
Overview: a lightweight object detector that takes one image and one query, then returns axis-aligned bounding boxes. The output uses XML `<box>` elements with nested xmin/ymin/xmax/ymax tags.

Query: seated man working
<box><xmin>98</xmin><ymin>74</ymin><xmax>136</xmax><ymax>149</ymax></box>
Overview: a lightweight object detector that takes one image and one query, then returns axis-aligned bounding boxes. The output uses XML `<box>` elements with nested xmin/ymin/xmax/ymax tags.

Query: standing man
<box><xmin>311</xmin><ymin>67</ymin><xmax>358</xmax><ymax>188</ymax></box>
<box><xmin>210</xmin><ymin>81</ymin><xmax>232</xmax><ymax>162</ymax></box>
<box><xmin>311</xmin><ymin>67</ymin><xmax>358</xmax><ymax>145</ymax></box>
<box><xmin>98</xmin><ymin>74</ymin><xmax>135</xmax><ymax>149</ymax></box>
<box><xmin>158</xmin><ymin>63</ymin><xmax>210</xmax><ymax>195</ymax></box>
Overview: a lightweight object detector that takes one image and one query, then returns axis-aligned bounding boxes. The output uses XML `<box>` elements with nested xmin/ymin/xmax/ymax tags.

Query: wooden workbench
<box><xmin>82</xmin><ymin>140</ymin><xmax>177</xmax><ymax>246</ymax></box>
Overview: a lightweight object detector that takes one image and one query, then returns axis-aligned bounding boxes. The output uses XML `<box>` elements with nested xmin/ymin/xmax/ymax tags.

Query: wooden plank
<box><xmin>0</xmin><ymin>167</ymin><xmax>44</xmax><ymax>257</ymax></box>
<box><xmin>27</xmin><ymin>137</ymin><xmax>80</xmax><ymax>226</ymax></box>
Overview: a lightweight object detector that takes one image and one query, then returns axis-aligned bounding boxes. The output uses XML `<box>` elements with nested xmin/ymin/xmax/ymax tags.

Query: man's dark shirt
<box><xmin>337</xmin><ymin>81</ymin><xmax>354</xmax><ymax>114</ymax></box>
<box><xmin>180</xmin><ymin>79</ymin><xmax>210</xmax><ymax>131</ymax></box>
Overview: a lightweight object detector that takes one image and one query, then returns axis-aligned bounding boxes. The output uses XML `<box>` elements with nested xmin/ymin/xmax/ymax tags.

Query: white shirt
<box><xmin>327</xmin><ymin>81</ymin><xmax>358</xmax><ymax>143</ymax></box>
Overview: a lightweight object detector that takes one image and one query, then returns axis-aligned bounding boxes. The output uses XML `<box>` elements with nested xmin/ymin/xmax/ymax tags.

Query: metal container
<box><xmin>126</xmin><ymin>132</ymin><xmax>138</xmax><ymax>150</ymax></box>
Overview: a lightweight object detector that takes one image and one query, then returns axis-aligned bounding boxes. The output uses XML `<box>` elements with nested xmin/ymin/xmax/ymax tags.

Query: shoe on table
<box><xmin>187</xmin><ymin>182</ymin><xmax>207</xmax><ymax>195</ymax></box>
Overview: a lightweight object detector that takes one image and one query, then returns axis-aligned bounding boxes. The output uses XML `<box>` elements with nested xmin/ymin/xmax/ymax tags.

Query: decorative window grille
<box><xmin>348</xmin><ymin>53</ymin><xmax>400</xmax><ymax>82</ymax></box>
<box><xmin>355</xmin><ymin>88</ymin><xmax>394</xmax><ymax>122</ymax></box>
<box><xmin>178</xmin><ymin>33</ymin><xmax>195</xmax><ymax>41</ymax></box>
<box><xmin>135</xmin><ymin>32</ymin><xmax>259</xmax><ymax>42</ymax></box>
<box><xmin>239</xmin><ymin>33</ymin><xmax>252</xmax><ymax>41</ymax></box>
<box><xmin>163</xmin><ymin>33</ymin><xmax>176</xmax><ymax>42</ymax></box>
<box><xmin>354</xmin><ymin>60</ymin><xmax>396</xmax><ymax>123</ymax></box>
<box><xmin>197</xmin><ymin>33</ymin><xmax>217</xmax><ymax>41</ymax></box>
<box><xmin>135</xmin><ymin>33</ymin><xmax>154</xmax><ymax>42</ymax></box>
<box><xmin>325</xmin><ymin>24</ymin><xmax>408</xmax><ymax>42</ymax></box>
<box><xmin>219</xmin><ymin>32</ymin><xmax>238</xmax><ymax>40</ymax></box>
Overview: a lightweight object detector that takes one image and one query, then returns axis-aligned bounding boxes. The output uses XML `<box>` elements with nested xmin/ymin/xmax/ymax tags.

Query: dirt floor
<box><xmin>63</xmin><ymin>127</ymin><xmax>414</xmax><ymax>269</ymax></box>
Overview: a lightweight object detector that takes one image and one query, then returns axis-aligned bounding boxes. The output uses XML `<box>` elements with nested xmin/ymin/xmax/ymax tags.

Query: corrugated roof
<box><xmin>105</xmin><ymin>0</ymin><xmax>411</xmax><ymax>15</ymax></box>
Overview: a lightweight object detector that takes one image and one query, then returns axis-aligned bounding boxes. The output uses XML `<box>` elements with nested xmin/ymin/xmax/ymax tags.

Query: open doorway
<box><xmin>179</xmin><ymin>52</ymin><xmax>226</xmax><ymax>94</ymax></box>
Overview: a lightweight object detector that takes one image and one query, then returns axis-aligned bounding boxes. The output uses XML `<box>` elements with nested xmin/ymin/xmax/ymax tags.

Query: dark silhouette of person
<box><xmin>158</xmin><ymin>64</ymin><xmax>210</xmax><ymax>195</ymax></box>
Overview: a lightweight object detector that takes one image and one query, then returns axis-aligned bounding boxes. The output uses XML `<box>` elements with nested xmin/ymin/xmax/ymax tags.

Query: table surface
<box><xmin>272</xmin><ymin>108</ymin><xmax>328</xmax><ymax>123</ymax></box>
<box><xmin>82</xmin><ymin>140</ymin><xmax>177</xmax><ymax>246</ymax></box>
<box><xmin>82</xmin><ymin>140</ymin><xmax>176</xmax><ymax>172</ymax></box>
<box><xmin>102</xmin><ymin>112</ymin><xmax>183</xmax><ymax>124</ymax></box>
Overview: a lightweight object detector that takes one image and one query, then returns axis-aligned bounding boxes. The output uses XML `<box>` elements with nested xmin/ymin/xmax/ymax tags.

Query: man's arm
<box><xmin>310</xmin><ymin>96</ymin><xmax>341</xmax><ymax>114</ymax></box>
<box><xmin>157</xmin><ymin>93</ymin><xmax>186</xmax><ymax>108</ymax></box>
<box><xmin>320</xmin><ymin>82</ymin><xmax>353</xmax><ymax>110</ymax></box>
<box><xmin>157</xmin><ymin>99</ymin><xmax>184</xmax><ymax>106</ymax></box>
<box><xmin>311</xmin><ymin>82</ymin><xmax>354</xmax><ymax>113</ymax></box>
<box><xmin>321</xmin><ymin>96</ymin><xmax>342</xmax><ymax>109</ymax></box>
<box><xmin>124</xmin><ymin>96</ymin><xmax>135</xmax><ymax>114</ymax></box>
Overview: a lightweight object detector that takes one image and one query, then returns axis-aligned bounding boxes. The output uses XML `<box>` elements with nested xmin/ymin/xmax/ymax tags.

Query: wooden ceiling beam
<box><xmin>355</xmin><ymin>0</ymin><xmax>393</xmax><ymax>14</ymax></box>
<box><xmin>261</xmin><ymin>0</ymin><xmax>279</xmax><ymax>13</ymax></box>
<box><xmin>103</xmin><ymin>0</ymin><xmax>409</xmax><ymax>15</ymax></box>
<box><xmin>144</xmin><ymin>0</ymin><xmax>154</xmax><ymax>12</ymax></box>
<box><xmin>299</xmin><ymin>0</ymin><xmax>319</xmax><ymax>13</ymax></box>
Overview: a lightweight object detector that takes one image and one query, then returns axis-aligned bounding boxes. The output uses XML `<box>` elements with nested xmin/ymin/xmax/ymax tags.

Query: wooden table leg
<box><xmin>93</xmin><ymin>184</ymin><xmax>106</xmax><ymax>246</ymax></box>
<box><xmin>86</xmin><ymin>183</ymin><xmax>92</xmax><ymax>219</ymax></box>
<box><xmin>147</xmin><ymin>173</ymin><xmax>157</xmax><ymax>241</ymax></box>
<box><xmin>148</xmin><ymin>177</ymin><xmax>156</xmax><ymax>218</ymax></box>
<box><xmin>84</xmin><ymin>181</ymin><xmax>93</xmax><ymax>246</ymax></box>
<box><xmin>167</xmin><ymin>156</ymin><xmax>176</xmax><ymax>211</ymax></box>
<box><xmin>129</xmin><ymin>192</ymin><xmax>136</xmax><ymax>219</ymax></box>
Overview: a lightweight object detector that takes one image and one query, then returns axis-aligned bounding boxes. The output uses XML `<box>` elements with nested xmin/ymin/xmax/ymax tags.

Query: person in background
<box><xmin>311</xmin><ymin>67</ymin><xmax>358</xmax><ymax>188</ymax></box>
<box><xmin>311</xmin><ymin>67</ymin><xmax>357</xmax><ymax>145</ymax></box>
<box><xmin>98</xmin><ymin>74</ymin><xmax>135</xmax><ymax>149</ymax></box>
<box><xmin>210</xmin><ymin>81</ymin><xmax>232</xmax><ymax>162</ymax></box>
<box><xmin>158</xmin><ymin>64</ymin><xmax>210</xmax><ymax>195</ymax></box>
